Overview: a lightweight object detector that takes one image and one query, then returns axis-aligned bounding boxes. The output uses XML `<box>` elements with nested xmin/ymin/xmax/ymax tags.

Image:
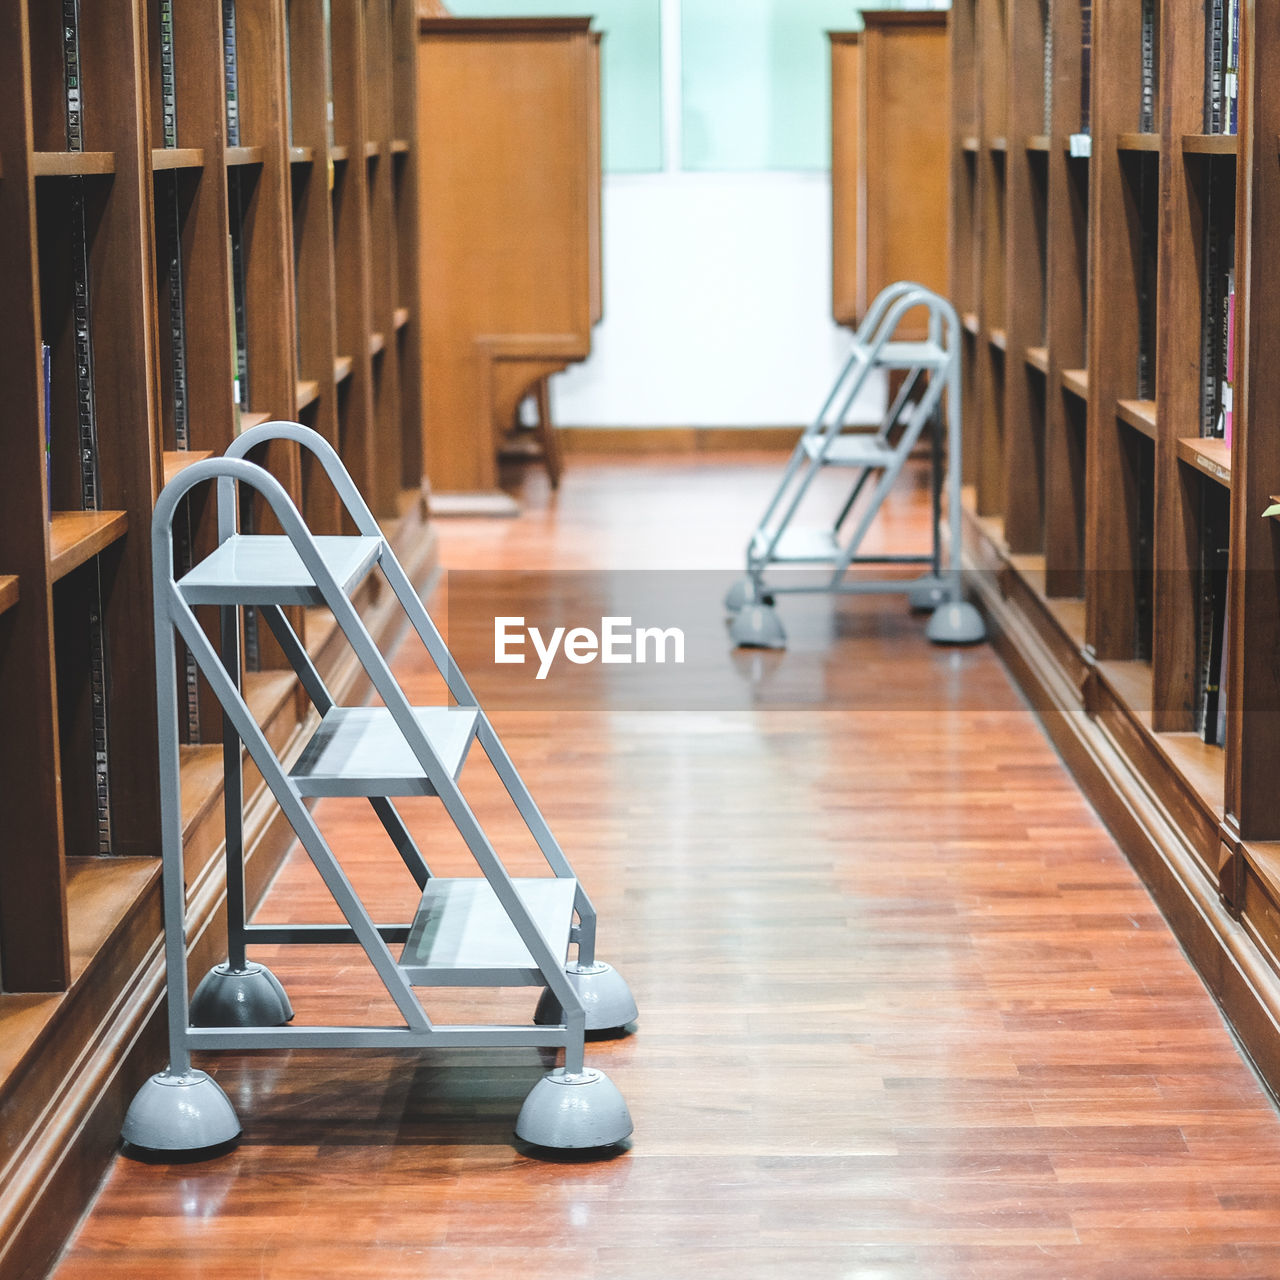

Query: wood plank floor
<box><xmin>53</xmin><ymin>455</ymin><xmax>1280</xmax><ymax>1278</ymax></box>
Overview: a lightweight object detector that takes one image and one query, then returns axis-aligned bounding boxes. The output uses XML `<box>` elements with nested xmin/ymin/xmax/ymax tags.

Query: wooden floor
<box><xmin>54</xmin><ymin>455</ymin><xmax>1280</xmax><ymax>1278</ymax></box>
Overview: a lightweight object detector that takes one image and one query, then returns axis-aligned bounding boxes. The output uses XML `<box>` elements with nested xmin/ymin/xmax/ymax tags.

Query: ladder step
<box><xmin>802</xmin><ymin>435</ymin><xmax>899</xmax><ymax>467</ymax></box>
<box><xmin>400</xmin><ymin>877</ymin><xmax>578</xmax><ymax>986</ymax></box>
<box><xmin>851</xmin><ymin>339</ymin><xmax>948</xmax><ymax>369</ymax></box>
<box><xmin>290</xmin><ymin>705</ymin><xmax>479</xmax><ymax>796</ymax></box>
<box><xmin>752</xmin><ymin>527</ymin><xmax>841</xmax><ymax>562</ymax></box>
<box><xmin>178</xmin><ymin>534</ymin><xmax>383</xmax><ymax>606</ymax></box>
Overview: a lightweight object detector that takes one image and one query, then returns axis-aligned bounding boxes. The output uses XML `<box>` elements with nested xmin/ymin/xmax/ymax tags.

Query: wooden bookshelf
<box><xmin>0</xmin><ymin>2</ymin><xmax>430</xmax><ymax>1275</ymax></box>
<box><xmin>830</xmin><ymin>14</ymin><xmax>948</xmax><ymax>336</ymax></box>
<box><xmin>952</xmin><ymin>0</ymin><xmax>1280</xmax><ymax>1106</ymax></box>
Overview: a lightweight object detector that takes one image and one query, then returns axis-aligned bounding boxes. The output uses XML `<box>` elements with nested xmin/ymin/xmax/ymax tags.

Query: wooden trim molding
<box><xmin>960</xmin><ymin>504</ymin><xmax>1280</xmax><ymax>1096</ymax></box>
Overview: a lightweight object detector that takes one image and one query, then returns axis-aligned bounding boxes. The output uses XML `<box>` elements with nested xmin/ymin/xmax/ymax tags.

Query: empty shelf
<box><xmin>802</xmin><ymin>435</ymin><xmax>898</xmax><ymax>467</ymax></box>
<box><xmin>177</xmin><ymin>534</ymin><xmax>383</xmax><ymax>605</ymax></box>
<box><xmin>290</xmin><ymin>705</ymin><xmax>479</xmax><ymax>797</ymax></box>
<box><xmin>400</xmin><ymin>877</ymin><xmax>577</xmax><ymax>986</ymax></box>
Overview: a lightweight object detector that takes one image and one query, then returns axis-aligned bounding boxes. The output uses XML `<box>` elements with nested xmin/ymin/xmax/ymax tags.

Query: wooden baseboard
<box><xmin>0</xmin><ymin>515</ymin><xmax>439</xmax><ymax>1280</ymax></box>
<box><xmin>961</xmin><ymin>507</ymin><xmax>1280</xmax><ymax>1099</ymax></box>
<box><xmin>559</xmin><ymin>426</ymin><xmax>805</xmax><ymax>454</ymax></box>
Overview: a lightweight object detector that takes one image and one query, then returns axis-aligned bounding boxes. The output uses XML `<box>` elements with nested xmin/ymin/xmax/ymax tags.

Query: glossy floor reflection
<box><xmin>54</xmin><ymin>455</ymin><xmax>1280</xmax><ymax>1279</ymax></box>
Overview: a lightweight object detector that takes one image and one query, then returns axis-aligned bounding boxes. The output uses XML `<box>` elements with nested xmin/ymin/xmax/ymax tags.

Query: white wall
<box><xmin>551</xmin><ymin>170</ymin><xmax>886</xmax><ymax>428</ymax></box>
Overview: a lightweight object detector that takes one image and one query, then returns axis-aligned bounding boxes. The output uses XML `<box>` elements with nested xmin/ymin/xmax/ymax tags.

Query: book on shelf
<box><xmin>1139</xmin><ymin>0</ymin><xmax>1157</xmax><ymax>133</ymax></box>
<box><xmin>1197</xmin><ymin>492</ymin><xmax>1230</xmax><ymax>746</ymax></box>
<box><xmin>1067</xmin><ymin>0</ymin><xmax>1091</xmax><ymax>156</ymax></box>
<box><xmin>223</xmin><ymin>0</ymin><xmax>240</xmax><ymax>146</ymax></box>
<box><xmin>1042</xmin><ymin>0</ymin><xmax>1053</xmax><ymax>136</ymax></box>
<box><xmin>43</xmin><ymin>342</ymin><xmax>51</xmax><ymax>519</ymax></box>
<box><xmin>1136</xmin><ymin>161</ymin><xmax>1159</xmax><ymax>400</ymax></box>
<box><xmin>1205</xmin><ymin>0</ymin><xmax>1241</xmax><ymax>134</ymax></box>
<box><xmin>62</xmin><ymin>0</ymin><xmax>114</xmax><ymax>852</ymax></box>
<box><xmin>159</xmin><ymin>0</ymin><xmax>177</xmax><ymax>148</ymax></box>
<box><xmin>1223</xmin><ymin>268</ymin><xmax>1236</xmax><ymax>448</ymax></box>
<box><xmin>1200</xmin><ymin>200</ymin><xmax>1233</xmax><ymax>439</ymax></box>
<box><xmin>1214</xmin><ymin>598</ymin><xmax>1230</xmax><ymax>749</ymax></box>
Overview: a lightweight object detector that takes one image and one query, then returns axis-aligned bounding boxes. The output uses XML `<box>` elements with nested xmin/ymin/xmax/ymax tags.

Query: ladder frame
<box><xmin>151</xmin><ymin>423</ymin><xmax>602</xmax><ymax>1077</ymax></box>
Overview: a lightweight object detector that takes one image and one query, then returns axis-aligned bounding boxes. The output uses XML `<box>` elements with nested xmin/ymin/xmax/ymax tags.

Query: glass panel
<box><xmin>682</xmin><ymin>0</ymin><xmax>927</xmax><ymax>172</ymax></box>
<box><xmin>445</xmin><ymin>0</ymin><xmax>664</xmax><ymax>173</ymax></box>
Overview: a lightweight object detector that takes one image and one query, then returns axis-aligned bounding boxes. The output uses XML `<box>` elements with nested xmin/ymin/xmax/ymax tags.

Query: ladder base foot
<box><xmin>926</xmin><ymin>600</ymin><xmax>986</xmax><ymax>645</ymax></box>
<box><xmin>907</xmin><ymin>574</ymin><xmax>949</xmax><ymax>611</ymax></box>
<box><xmin>533</xmin><ymin>961</ymin><xmax>638</xmax><ymax>1034</ymax></box>
<box><xmin>122</xmin><ymin>1069</ymin><xmax>241</xmax><ymax>1155</ymax></box>
<box><xmin>191</xmin><ymin>962</ymin><xmax>294</xmax><ymax>1028</ymax></box>
<box><xmin>515</xmin><ymin>1067</ymin><xmax>633</xmax><ymax>1151</ymax></box>
<box><xmin>730</xmin><ymin>601</ymin><xmax>787</xmax><ymax>650</ymax></box>
<box><xmin>723</xmin><ymin>576</ymin><xmax>757</xmax><ymax>614</ymax></box>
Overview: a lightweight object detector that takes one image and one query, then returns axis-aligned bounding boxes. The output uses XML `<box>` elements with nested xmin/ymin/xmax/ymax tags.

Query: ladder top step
<box><xmin>853</xmin><ymin>339</ymin><xmax>948</xmax><ymax>369</ymax></box>
<box><xmin>400</xmin><ymin>877</ymin><xmax>578</xmax><ymax>986</ymax></box>
<box><xmin>290</xmin><ymin>705</ymin><xmax>480</xmax><ymax>797</ymax></box>
<box><xmin>802</xmin><ymin>435</ymin><xmax>898</xmax><ymax>467</ymax></box>
<box><xmin>177</xmin><ymin>534</ymin><xmax>383</xmax><ymax>605</ymax></box>
<box><xmin>751</xmin><ymin>527</ymin><xmax>840</xmax><ymax>563</ymax></box>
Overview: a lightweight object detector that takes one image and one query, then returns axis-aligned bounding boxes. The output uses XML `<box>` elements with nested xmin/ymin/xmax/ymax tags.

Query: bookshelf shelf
<box><xmin>0</xmin><ymin>576</ymin><xmax>18</xmax><ymax>616</ymax></box>
<box><xmin>393</xmin><ymin>306</ymin><xmax>410</xmax><ymax>330</ymax></box>
<box><xmin>1182</xmin><ymin>134</ymin><xmax>1239</xmax><ymax>155</ymax></box>
<box><xmin>1176</xmin><ymin>436</ymin><xmax>1233</xmax><ymax>488</ymax></box>
<box><xmin>1061</xmin><ymin>368</ymin><xmax>1089</xmax><ymax>399</ymax></box>
<box><xmin>369</xmin><ymin>331</ymin><xmax>385</xmax><ymax>356</ymax></box>
<box><xmin>1116</xmin><ymin>399</ymin><xmax>1158</xmax><ymax>440</ymax></box>
<box><xmin>1025</xmin><ymin>135</ymin><xmax>1050</xmax><ymax>152</ymax></box>
<box><xmin>150</xmin><ymin>148</ymin><xmax>204</xmax><ymax>171</ymax></box>
<box><xmin>989</xmin><ymin>136</ymin><xmax>1008</xmax><ymax>152</ymax></box>
<box><xmin>32</xmin><ymin>151</ymin><xmax>115</xmax><ymax>176</ymax></box>
<box><xmin>161</xmin><ymin>451</ymin><xmax>214</xmax><ymax>487</ymax></box>
<box><xmin>330</xmin><ymin>144</ymin><xmax>350</xmax><ymax>163</ymax></box>
<box><xmin>225</xmin><ymin>145</ymin><xmax>266</xmax><ymax>166</ymax></box>
<box><xmin>988</xmin><ymin>328</ymin><xmax>1007</xmax><ymax>351</ymax></box>
<box><xmin>364</xmin><ymin>141</ymin><xmax>380</xmax><ymax>159</ymax></box>
<box><xmin>289</xmin><ymin>146</ymin><xmax>315</xmax><ymax>164</ymax></box>
<box><xmin>240</xmin><ymin>412</ymin><xmax>273</xmax><ymax>433</ymax></box>
<box><xmin>962</xmin><ymin>311</ymin><xmax>980</xmax><ymax>335</ymax></box>
<box><xmin>1024</xmin><ymin>345</ymin><xmax>1049</xmax><ymax>374</ymax></box>
<box><xmin>295</xmin><ymin>380</ymin><xmax>321</xmax><ymax>411</ymax></box>
<box><xmin>961</xmin><ymin>135</ymin><xmax>980</xmax><ymax>153</ymax></box>
<box><xmin>48</xmin><ymin>511</ymin><xmax>129</xmax><ymax>582</ymax></box>
<box><xmin>1118</xmin><ymin>132</ymin><xmax>1161</xmax><ymax>152</ymax></box>
<box><xmin>334</xmin><ymin>355</ymin><xmax>353</xmax><ymax>383</ymax></box>
<box><xmin>390</xmin><ymin>138</ymin><xmax>410</xmax><ymax>154</ymax></box>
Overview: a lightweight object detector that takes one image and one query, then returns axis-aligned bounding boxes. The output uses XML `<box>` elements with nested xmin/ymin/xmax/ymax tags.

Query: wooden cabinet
<box><xmin>830</xmin><ymin>12</ymin><xmax>949</xmax><ymax>337</ymax></box>
<box><xmin>417</xmin><ymin>16</ymin><xmax>602</xmax><ymax>495</ymax></box>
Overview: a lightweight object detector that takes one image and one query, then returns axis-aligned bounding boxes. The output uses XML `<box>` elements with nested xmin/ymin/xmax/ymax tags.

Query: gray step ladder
<box><xmin>726</xmin><ymin>282</ymin><xmax>985</xmax><ymax>648</ymax></box>
<box><xmin>123</xmin><ymin>422</ymin><xmax>636</xmax><ymax>1156</ymax></box>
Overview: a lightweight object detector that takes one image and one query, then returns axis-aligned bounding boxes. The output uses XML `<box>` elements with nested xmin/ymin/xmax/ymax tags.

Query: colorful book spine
<box><xmin>1225</xmin><ymin>0</ymin><xmax>1240</xmax><ymax>136</ymax></box>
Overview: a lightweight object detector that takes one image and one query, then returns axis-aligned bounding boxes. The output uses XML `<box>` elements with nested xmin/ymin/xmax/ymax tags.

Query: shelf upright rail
<box><xmin>726</xmin><ymin>282</ymin><xmax>984</xmax><ymax>648</ymax></box>
<box><xmin>123</xmin><ymin>422</ymin><xmax>636</xmax><ymax>1155</ymax></box>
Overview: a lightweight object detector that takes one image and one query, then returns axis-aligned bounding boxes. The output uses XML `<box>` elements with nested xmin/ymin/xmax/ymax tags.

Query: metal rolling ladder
<box><xmin>123</xmin><ymin>421</ymin><xmax>636</xmax><ymax>1156</ymax></box>
<box><xmin>726</xmin><ymin>282</ymin><xmax>985</xmax><ymax>649</ymax></box>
